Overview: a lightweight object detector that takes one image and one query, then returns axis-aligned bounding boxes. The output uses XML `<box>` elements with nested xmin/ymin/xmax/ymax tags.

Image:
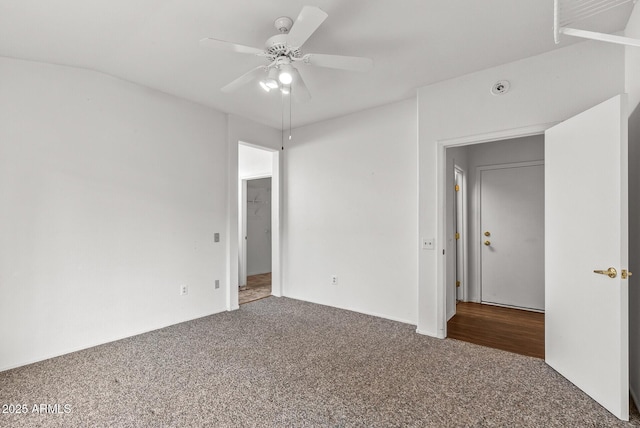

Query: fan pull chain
<box><xmin>289</xmin><ymin>87</ymin><xmax>292</xmax><ymax>143</ymax></box>
<box><xmin>281</xmin><ymin>90</ymin><xmax>285</xmax><ymax>150</ymax></box>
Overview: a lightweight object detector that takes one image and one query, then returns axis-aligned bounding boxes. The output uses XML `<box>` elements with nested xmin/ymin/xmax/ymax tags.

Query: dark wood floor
<box><xmin>447</xmin><ymin>302</ymin><xmax>544</xmax><ymax>359</ymax></box>
<box><xmin>239</xmin><ymin>273</ymin><xmax>272</xmax><ymax>305</ymax></box>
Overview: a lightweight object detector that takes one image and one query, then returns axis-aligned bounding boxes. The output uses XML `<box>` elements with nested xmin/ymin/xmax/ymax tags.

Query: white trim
<box><xmin>239</xmin><ymin>179</ymin><xmax>248</xmax><ymax>287</ymax></box>
<box><xmin>436</xmin><ymin>123</ymin><xmax>554</xmax><ymax>338</ymax></box>
<box><xmin>286</xmin><ymin>295</ymin><xmax>417</xmax><ymax>326</ymax></box>
<box><xmin>270</xmin><ymin>152</ymin><xmax>283</xmax><ymax>297</ymax></box>
<box><xmin>240</xmin><ymin>172</ymin><xmax>272</xmax><ymax>180</ymax></box>
<box><xmin>454</xmin><ymin>165</ymin><xmax>468</xmax><ymax>303</ymax></box>
<box><xmin>416</xmin><ymin>328</ymin><xmax>446</xmax><ymax>339</ymax></box>
<box><xmin>438</xmin><ymin>123</ymin><xmax>556</xmax><ymax>148</ymax></box>
<box><xmin>0</xmin><ymin>309</ymin><xmax>226</xmax><ymax>373</ymax></box>
<box><xmin>481</xmin><ymin>301</ymin><xmax>545</xmax><ymax>313</ymax></box>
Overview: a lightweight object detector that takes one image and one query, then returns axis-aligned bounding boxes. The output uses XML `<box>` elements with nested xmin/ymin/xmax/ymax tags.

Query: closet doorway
<box><xmin>240</xmin><ymin>178</ymin><xmax>272</xmax><ymax>304</ymax></box>
<box><xmin>238</xmin><ymin>143</ymin><xmax>277</xmax><ymax>305</ymax></box>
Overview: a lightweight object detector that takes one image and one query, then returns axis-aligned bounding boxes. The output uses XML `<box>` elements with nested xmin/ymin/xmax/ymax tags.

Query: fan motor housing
<box><xmin>265</xmin><ymin>34</ymin><xmax>302</xmax><ymax>58</ymax></box>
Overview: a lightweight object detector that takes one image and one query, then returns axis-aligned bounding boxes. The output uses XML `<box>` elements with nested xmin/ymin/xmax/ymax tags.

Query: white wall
<box><xmin>283</xmin><ymin>98</ymin><xmax>418</xmax><ymax>324</ymax></box>
<box><xmin>246</xmin><ymin>178</ymin><xmax>272</xmax><ymax>275</ymax></box>
<box><xmin>0</xmin><ymin>57</ymin><xmax>228</xmax><ymax>371</ymax></box>
<box><xmin>625</xmin><ymin>3</ymin><xmax>640</xmax><ymax>409</ymax></box>
<box><xmin>418</xmin><ymin>40</ymin><xmax>625</xmax><ymax>337</ymax></box>
<box><xmin>239</xmin><ymin>144</ymin><xmax>273</xmax><ymax>179</ymax></box>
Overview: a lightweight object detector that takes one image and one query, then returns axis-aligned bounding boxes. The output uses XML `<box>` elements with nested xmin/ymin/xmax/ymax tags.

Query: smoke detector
<box><xmin>491</xmin><ymin>80</ymin><xmax>510</xmax><ymax>95</ymax></box>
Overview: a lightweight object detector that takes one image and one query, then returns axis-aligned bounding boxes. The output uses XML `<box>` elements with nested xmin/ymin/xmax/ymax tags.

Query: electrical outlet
<box><xmin>422</xmin><ymin>238</ymin><xmax>435</xmax><ymax>250</ymax></box>
<box><xmin>215</xmin><ymin>279</ymin><xmax>220</xmax><ymax>289</ymax></box>
<box><xmin>180</xmin><ymin>285</ymin><xmax>188</xmax><ymax>296</ymax></box>
<box><xmin>330</xmin><ymin>275</ymin><xmax>338</xmax><ymax>285</ymax></box>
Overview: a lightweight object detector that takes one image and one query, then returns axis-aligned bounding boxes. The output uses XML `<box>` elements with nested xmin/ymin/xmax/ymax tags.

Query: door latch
<box><xmin>593</xmin><ymin>267</ymin><xmax>617</xmax><ymax>278</ymax></box>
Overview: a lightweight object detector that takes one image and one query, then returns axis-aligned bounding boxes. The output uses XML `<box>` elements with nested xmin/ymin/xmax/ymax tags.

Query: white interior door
<box><xmin>480</xmin><ymin>162</ymin><xmax>545</xmax><ymax>311</ymax></box>
<box><xmin>545</xmin><ymin>94</ymin><xmax>629</xmax><ymax>420</ymax></box>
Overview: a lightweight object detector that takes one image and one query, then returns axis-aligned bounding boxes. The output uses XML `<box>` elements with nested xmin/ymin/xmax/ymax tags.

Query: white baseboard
<box><xmin>416</xmin><ymin>328</ymin><xmax>445</xmax><ymax>339</ymax></box>
<box><xmin>1</xmin><ymin>308</ymin><xmax>227</xmax><ymax>373</ymax></box>
<box><xmin>284</xmin><ymin>294</ymin><xmax>416</xmax><ymax>326</ymax></box>
<box><xmin>446</xmin><ymin>310</ymin><xmax>455</xmax><ymax>321</ymax></box>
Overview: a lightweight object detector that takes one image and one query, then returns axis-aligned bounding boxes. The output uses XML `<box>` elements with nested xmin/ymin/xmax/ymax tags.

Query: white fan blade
<box><xmin>221</xmin><ymin>67</ymin><xmax>264</xmax><ymax>93</ymax></box>
<box><xmin>286</xmin><ymin>6</ymin><xmax>328</xmax><ymax>48</ymax></box>
<box><xmin>304</xmin><ymin>53</ymin><xmax>373</xmax><ymax>72</ymax></box>
<box><xmin>199</xmin><ymin>37</ymin><xmax>264</xmax><ymax>55</ymax></box>
<box><xmin>292</xmin><ymin>69</ymin><xmax>311</xmax><ymax>103</ymax></box>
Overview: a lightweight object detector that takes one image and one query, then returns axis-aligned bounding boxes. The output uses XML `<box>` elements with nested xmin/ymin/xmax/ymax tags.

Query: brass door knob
<box><xmin>593</xmin><ymin>267</ymin><xmax>617</xmax><ymax>278</ymax></box>
<box><xmin>484</xmin><ymin>231</ymin><xmax>491</xmax><ymax>237</ymax></box>
<box><xmin>484</xmin><ymin>240</ymin><xmax>491</xmax><ymax>246</ymax></box>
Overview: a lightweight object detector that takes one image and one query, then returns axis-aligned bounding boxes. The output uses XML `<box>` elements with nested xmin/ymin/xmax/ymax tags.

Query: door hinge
<box><xmin>455</xmin><ymin>232</ymin><xmax>460</xmax><ymax>240</ymax></box>
<box><xmin>455</xmin><ymin>184</ymin><xmax>460</xmax><ymax>192</ymax></box>
<box><xmin>456</xmin><ymin>281</ymin><xmax>461</xmax><ymax>287</ymax></box>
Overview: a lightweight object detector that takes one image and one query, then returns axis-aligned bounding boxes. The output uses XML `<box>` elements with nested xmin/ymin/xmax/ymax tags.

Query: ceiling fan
<box><xmin>199</xmin><ymin>5</ymin><xmax>373</xmax><ymax>102</ymax></box>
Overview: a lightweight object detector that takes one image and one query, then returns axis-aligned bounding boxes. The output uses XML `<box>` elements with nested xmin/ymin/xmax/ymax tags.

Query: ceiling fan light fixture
<box><xmin>278</xmin><ymin>64</ymin><xmax>294</xmax><ymax>85</ymax></box>
<box><xmin>265</xmin><ymin>68</ymin><xmax>280</xmax><ymax>89</ymax></box>
<box><xmin>265</xmin><ymin>79</ymin><xmax>279</xmax><ymax>89</ymax></box>
<box><xmin>204</xmin><ymin>6</ymin><xmax>373</xmax><ymax>100</ymax></box>
<box><xmin>281</xmin><ymin>85</ymin><xmax>291</xmax><ymax>95</ymax></box>
<box><xmin>259</xmin><ymin>80</ymin><xmax>271</xmax><ymax>92</ymax></box>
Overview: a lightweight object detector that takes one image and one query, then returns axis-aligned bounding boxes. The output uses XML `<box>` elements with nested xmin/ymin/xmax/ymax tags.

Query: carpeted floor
<box><xmin>1</xmin><ymin>297</ymin><xmax>638</xmax><ymax>427</ymax></box>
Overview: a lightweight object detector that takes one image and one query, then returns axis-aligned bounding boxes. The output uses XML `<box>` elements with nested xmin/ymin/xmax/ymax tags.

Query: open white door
<box><xmin>545</xmin><ymin>94</ymin><xmax>629</xmax><ymax>420</ymax></box>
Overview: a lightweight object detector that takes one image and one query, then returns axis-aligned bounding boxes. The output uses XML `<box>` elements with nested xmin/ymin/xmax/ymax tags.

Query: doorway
<box><xmin>444</xmin><ymin>135</ymin><xmax>545</xmax><ymax>357</ymax></box>
<box><xmin>435</xmin><ymin>96</ymin><xmax>632</xmax><ymax>420</ymax></box>
<box><xmin>240</xmin><ymin>177</ymin><xmax>272</xmax><ymax>304</ymax></box>
<box><xmin>237</xmin><ymin>142</ymin><xmax>280</xmax><ymax>306</ymax></box>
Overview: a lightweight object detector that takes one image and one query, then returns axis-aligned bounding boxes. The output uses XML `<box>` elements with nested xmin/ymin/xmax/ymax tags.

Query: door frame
<box><xmin>436</xmin><ymin>123</ymin><xmax>556</xmax><ymax>337</ymax></box>
<box><xmin>454</xmin><ymin>165</ymin><xmax>467</xmax><ymax>303</ymax></box>
<box><xmin>476</xmin><ymin>160</ymin><xmax>545</xmax><ymax>311</ymax></box>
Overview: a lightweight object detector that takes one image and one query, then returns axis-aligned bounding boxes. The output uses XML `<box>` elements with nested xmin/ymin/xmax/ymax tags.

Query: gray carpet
<box><xmin>1</xmin><ymin>297</ymin><xmax>638</xmax><ymax>427</ymax></box>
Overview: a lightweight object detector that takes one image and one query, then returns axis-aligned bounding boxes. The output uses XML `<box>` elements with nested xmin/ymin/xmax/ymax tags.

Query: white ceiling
<box><xmin>0</xmin><ymin>0</ymin><xmax>634</xmax><ymax>128</ymax></box>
